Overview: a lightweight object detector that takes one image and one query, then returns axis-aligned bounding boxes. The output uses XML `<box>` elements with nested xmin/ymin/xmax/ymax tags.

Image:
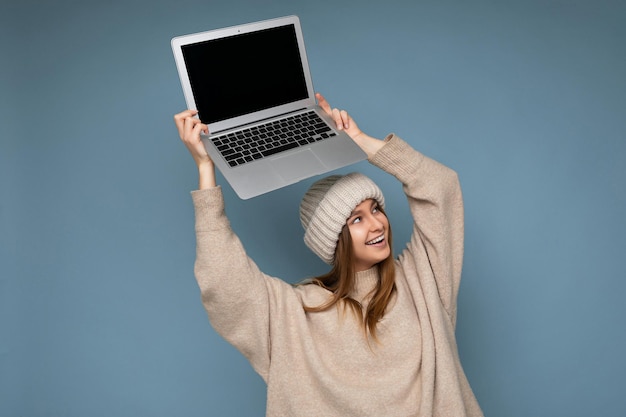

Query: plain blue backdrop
<box><xmin>2</xmin><ymin>0</ymin><xmax>625</xmax><ymax>416</ymax></box>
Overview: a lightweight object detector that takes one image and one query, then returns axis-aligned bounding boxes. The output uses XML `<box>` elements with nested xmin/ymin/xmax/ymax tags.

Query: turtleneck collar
<box><xmin>350</xmin><ymin>267</ymin><xmax>380</xmax><ymax>303</ymax></box>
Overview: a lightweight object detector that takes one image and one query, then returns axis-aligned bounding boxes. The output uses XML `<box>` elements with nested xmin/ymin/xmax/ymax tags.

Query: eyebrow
<box><xmin>349</xmin><ymin>200</ymin><xmax>377</xmax><ymax>218</ymax></box>
<box><xmin>349</xmin><ymin>209</ymin><xmax>364</xmax><ymax>218</ymax></box>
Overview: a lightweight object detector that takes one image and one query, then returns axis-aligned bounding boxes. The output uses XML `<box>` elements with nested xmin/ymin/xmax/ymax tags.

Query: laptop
<box><xmin>171</xmin><ymin>15</ymin><xmax>367</xmax><ymax>199</ymax></box>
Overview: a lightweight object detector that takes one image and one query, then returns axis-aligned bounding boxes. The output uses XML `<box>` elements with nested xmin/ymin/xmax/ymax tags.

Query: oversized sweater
<box><xmin>191</xmin><ymin>134</ymin><xmax>483</xmax><ymax>417</ymax></box>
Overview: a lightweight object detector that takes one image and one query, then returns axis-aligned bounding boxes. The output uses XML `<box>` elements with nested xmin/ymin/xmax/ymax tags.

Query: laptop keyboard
<box><xmin>211</xmin><ymin>111</ymin><xmax>337</xmax><ymax>167</ymax></box>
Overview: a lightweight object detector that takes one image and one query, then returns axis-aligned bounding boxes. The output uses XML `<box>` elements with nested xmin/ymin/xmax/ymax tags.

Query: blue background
<box><xmin>2</xmin><ymin>0</ymin><xmax>625</xmax><ymax>416</ymax></box>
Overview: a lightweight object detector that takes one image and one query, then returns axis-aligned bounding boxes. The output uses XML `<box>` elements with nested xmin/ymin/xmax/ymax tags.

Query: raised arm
<box><xmin>174</xmin><ymin>109</ymin><xmax>274</xmax><ymax>379</ymax></box>
<box><xmin>370</xmin><ymin>136</ymin><xmax>465</xmax><ymax>325</ymax></box>
<box><xmin>317</xmin><ymin>95</ymin><xmax>464</xmax><ymax>323</ymax></box>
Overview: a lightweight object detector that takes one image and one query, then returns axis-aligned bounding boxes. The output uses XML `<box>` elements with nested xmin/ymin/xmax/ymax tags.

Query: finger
<box><xmin>331</xmin><ymin>108</ymin><xmax>344</xmax><ymax>130</ymax></box>
<box><xmin>316</xmin><ymin>93</ymin><xmax>332</xmax><ymax>115</ymax></box>
<box><xmin>182</xmin><ymin>116</ymin><xmax>202</xmax><ymax>142</ymax></box>
<box><xmin>192</xmin><ymin>122</ymin><xmax>207</xmax><ymax>141</ymax></box>
<box><xmin>193</xmin><ymin>121</ymin><xmax>209</xmax><ymax>136</ymax></box>
<box><xmin>174</xmin><ymin>110</ymin><xmax>198</xmax><ymax>138</ymax></box>
<box><xmin>191</xmin><ymin>123</ymin><xmax>210</xmax><ymax>158</ymax></box>
<box><xmin>174</xmin><ymin>109</ymin><xmax>198</xmax><ymax>127</ymax></box>
<box><xmin>192</xmin><ymin>120</ymin><xmax>209</xmax><ymax>140</ymax></box>
<box><xmin>339</xmin><ymin>110</ymin><xmax>351</xmax><ymax>130</ymax></box>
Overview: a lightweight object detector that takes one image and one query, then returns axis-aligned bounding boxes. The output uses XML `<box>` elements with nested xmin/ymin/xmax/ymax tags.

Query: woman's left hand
<box><xmin>316</xmin><ymin>92</ymin><xmax>385</xmax><ymax>158</ymax></box>
<box><xmin>316</xmin><ymin>93</ymin><xmax>364</xmax><ymax>141</ymax></box>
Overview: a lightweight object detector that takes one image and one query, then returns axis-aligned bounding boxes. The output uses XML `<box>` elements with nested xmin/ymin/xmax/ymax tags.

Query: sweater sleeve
<box><xmin>369</xmin><ymin>134</ymin><xmax>465</xmax><ymax>325</ymax></box>
<box><xmin>191</xmin><ymin>186</ymin><xmax>272</xmax><ymax>380</ymax></box>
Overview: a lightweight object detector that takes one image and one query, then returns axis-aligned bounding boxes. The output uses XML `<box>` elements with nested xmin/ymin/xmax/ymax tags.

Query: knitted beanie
<box><xmin>300</xmin><ymin>172</ymin><xmax>385</xmax><ymax>264</ymax></box>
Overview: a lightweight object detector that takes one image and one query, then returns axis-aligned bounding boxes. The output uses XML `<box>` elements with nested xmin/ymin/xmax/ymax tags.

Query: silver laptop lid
<box><xmin>171</xmin><ymin>15</ymin><xmax>316</xmax><ymax>134</ymax></box>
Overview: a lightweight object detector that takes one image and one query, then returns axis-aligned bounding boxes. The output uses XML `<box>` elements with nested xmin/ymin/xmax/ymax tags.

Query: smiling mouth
<box><xmin>366</xmin><ymin>234</ymin><xmax>385</xmax><ymax>245</ymax></box>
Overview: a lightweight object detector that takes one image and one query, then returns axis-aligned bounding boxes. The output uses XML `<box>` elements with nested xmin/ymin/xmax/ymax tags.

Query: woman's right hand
<box><xmin>174</xmin><ymin>110</ymin><xmax>213</xmax><ymax>168</ymax></box>
<box><xmin>174</xmin><ymin>110</ymin><xmax>217</xmax><ymax>189</ymax></box>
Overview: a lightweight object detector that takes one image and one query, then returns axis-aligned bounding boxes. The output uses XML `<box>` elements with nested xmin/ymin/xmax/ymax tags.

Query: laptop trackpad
<box><xmin>272</xmin><ymin>149</ymin><xmax>326</xmax><ymax>182</ymax></box>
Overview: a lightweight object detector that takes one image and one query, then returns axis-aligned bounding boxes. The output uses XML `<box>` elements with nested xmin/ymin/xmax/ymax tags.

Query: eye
<box><xmin>351</xmin><ymin>216</ymin><xmax>361</xmax><ymax>224</ymax></box>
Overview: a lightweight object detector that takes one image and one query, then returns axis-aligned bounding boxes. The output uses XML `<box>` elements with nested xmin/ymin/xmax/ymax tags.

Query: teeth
<box><xmin>366</xmin><ymin>235</ymin><xmax>384</xmax><ymax>245</ymax></box>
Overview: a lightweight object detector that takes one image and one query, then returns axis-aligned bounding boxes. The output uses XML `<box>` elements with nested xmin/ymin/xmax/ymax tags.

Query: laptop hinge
<box><xmin>212</xmin><ymin>108</ymin><xmax>309</xmax><ymax>135</ymax></box>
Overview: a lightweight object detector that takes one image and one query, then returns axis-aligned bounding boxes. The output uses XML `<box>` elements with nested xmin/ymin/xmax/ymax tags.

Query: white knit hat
<box><xmin>299</xmin><ymin>173</ymin><xmax>385</xmax><ymax>264</ymax></box>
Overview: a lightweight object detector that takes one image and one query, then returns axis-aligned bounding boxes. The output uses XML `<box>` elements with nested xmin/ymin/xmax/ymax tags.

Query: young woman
<box><xmin>174</xmin><ymin>93</ymin><xmax>483</xmax><ymax>417</ymax></box>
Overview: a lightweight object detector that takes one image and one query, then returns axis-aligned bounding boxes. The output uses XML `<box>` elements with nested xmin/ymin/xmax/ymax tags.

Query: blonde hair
<box><xmin>303</xmin><ymin>207</ymin><xmax>396</xmax><ymax>341</ymax></box>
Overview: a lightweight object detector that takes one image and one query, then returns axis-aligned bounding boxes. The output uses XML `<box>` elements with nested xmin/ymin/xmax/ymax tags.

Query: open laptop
<box><xmin>171</xmin><ymin>15</ymin><xmax>366</xmax><ymax>199</ymax></box>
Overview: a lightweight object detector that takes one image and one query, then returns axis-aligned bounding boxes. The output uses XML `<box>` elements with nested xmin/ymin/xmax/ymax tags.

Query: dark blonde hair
<box><xmin>303</xmin><ymin>207</ymin><xmax>396</xmax><ymax>341</ymax></box>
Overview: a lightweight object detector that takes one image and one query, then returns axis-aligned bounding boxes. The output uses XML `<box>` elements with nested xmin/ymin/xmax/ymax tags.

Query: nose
<box><xmin>369</xmin><ymin>214</ymin><xmax>384</xmax><ymax>231</ymax></box>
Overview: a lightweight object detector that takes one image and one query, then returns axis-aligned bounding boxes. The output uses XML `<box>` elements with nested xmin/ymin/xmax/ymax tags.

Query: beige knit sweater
<box><xmin>191</xmin><ymin>135</ymin><xmax>483</xmax><ymax>417</ymax></box>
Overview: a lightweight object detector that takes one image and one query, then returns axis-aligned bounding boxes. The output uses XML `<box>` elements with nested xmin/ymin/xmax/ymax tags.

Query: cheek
<box><xmin>348</xmin><ymin>225</ymin><xmax>366</xmax><ymax>244</ymax></box>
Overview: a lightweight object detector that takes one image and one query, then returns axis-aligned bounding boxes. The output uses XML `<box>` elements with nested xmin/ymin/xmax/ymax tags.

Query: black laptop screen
<box><xmin>181</xmin><ymin>24</ymin><xmax>308</xmax><ymax>125</ymax></box>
